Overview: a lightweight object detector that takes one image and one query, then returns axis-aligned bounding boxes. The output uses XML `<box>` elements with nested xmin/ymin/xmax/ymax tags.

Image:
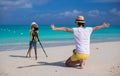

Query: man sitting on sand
<box><xmin>51</xmin><ymin>16</ymin><xmax>109</xmax><ymax>69</ymax></box>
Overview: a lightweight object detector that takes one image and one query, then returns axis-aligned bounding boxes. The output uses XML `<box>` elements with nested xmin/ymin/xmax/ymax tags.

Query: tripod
<box><xmin>26</xmin><ymin>32</ymin><xmax>48</xmax><ymax>58</ymax></box>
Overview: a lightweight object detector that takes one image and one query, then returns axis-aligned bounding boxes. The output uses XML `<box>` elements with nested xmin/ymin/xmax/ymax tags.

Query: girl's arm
<box><xmin>30</xmin><ymin>30</ymin><xmax>33</xmax><ymax>35</ymax></box>
<box><xmin>51</xmin><ymin>24</ymin><xmax>73</xmax><ymax>32</ymax></box>
<box><xmin>93</xmin><ymin>23</ymin><xmax>110</xmax><ymax>31</ymax></box>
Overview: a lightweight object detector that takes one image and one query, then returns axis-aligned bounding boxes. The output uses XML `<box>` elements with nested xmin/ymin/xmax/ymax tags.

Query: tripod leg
<box><xmin>38</xmin><ymin>41</ymin><xmax>48</xmax><ymax>57</ymax></box>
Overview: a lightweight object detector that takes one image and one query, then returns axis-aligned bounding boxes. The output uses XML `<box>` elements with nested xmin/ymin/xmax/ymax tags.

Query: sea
<box><xmin>0</xmin><ymin>24</ymin><xmax>120</xmax><ymax>51</ymax></box>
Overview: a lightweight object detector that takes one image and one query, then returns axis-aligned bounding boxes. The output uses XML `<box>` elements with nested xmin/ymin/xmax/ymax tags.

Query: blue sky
<box><xmin>0</xmin><ymin>0</ymin><xmax>120</xmax><ymax>25</ymax></box>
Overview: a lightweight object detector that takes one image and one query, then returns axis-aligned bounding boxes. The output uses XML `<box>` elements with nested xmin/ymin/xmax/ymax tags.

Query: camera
<box><xmin>34</xmin><ymin>27</ymin><xmax>38</xmax><ymax>31</ymax></box>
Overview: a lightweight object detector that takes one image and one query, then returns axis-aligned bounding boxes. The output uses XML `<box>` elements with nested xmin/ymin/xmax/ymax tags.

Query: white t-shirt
<box><xmin>72</xmin><ymin>27</ymin><xmax>93</xmax><ymax>54</ymax></box>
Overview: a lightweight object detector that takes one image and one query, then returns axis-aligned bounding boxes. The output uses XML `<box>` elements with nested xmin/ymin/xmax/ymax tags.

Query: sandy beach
<box><xmin>0</xmin><ymin>41</ymin><xmax>120</xmax><ymax>76</ymax></box>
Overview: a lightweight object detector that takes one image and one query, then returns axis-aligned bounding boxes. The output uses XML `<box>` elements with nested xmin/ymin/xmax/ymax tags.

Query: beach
<box><xmin>0</xmin><ymin>41</ymin><xmax>120</xmax><ymax>76</ymax></box>
<box><xmin>0</xmin><ymin>0</ymin><xmax>120</xmax><ymax>75</ymax></box>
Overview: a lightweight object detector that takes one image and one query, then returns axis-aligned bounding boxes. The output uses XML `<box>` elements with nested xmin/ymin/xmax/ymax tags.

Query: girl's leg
<box><xmin>28</xmin><ymin>46</ymin><xmax>32</xmax><ymax>58</ymax></box>
<box><xmin>27</xmin><ymin>41</ymin><xmax>32</xmax><ymax>58</ymax></box>
<box><xmin>34</xmin><ymin>47</ymin><xmax>37</xmax><ymax>60</ymax></box>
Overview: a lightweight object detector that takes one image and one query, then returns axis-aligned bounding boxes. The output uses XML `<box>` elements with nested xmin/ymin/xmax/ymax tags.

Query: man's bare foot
<box><xmin>79</xmin><ymin>66</ymin><xmax>84</xmax><ymax>69</ymax></box>
<box><xmin>78</xmin><ymin>64</ymin><xmax>84</xmax><ymax>69</ymax></box>
<box><xmin>78</xmin><ymin>61</ymin><xmax>85</xmax><ymax>69</ymax></box>
<box><xmin>83</xmin><ymin>61</ymin><xmax>85</xmax><ymax>66</ymax></box>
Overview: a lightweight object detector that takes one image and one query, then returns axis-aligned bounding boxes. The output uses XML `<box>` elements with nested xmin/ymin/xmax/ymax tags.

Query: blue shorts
<box><xmin>29</xmin><ymin>41</ymin><xmax>37</xmax><ymax>48</ymax></box>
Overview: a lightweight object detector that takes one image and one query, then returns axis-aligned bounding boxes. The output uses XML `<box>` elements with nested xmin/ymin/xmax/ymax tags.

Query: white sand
<box><xmin>0</xmin><ymin>41</ymin><xmax>120</xmax><ymax>76</ymax></box>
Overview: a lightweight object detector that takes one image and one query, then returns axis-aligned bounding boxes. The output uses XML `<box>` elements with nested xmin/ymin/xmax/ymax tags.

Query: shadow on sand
<box><xmin>9</xmin><ymin>55</ymin><xmax>26</xmax><ymax>58</ymax></box>
<box><xmin>17</xmin><ymin>61</ymin><xmax>66</xmax><ymax>69</ymax></box>
<box><xmin>9</xmin><ymin>55</ymin><xmax>68</xmax><ymax>69</ymax></box>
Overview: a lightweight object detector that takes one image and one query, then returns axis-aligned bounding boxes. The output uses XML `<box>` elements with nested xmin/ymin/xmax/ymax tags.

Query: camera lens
<box><xmin>34</xmin><ymin>27</ymin><xmax>38</xmax><ymax>31</ymax></box>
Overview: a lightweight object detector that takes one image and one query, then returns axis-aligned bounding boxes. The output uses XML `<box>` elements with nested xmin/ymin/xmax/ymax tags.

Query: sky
<box><xmin>0</xmin><ymin>0</ymin><xmax>120</xmax><ymax>25</ymax></box>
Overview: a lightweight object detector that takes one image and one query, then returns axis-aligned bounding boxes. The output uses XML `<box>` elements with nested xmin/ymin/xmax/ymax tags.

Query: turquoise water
<box><xmin>0</xmin><ymin>24</ymin><xmax>120</xmax><ymax>50</ymax></box>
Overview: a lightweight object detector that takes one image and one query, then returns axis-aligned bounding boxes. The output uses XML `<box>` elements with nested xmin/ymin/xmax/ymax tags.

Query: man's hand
<box><xmin>102</xmin><ymin>23</ymin><xmax>110</xmax><ymax>28</ymax></box>
<box><xmin>51</xmin><ymin>24</ymin><xmax>56</xmax><ymax>30</ymax></box>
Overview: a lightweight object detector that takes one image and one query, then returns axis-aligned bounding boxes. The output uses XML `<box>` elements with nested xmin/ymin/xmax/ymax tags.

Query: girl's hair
<box><xmin>77</xmin><ymin>22</ymin><xmax>85</xmax><ymax>27</ymax></box>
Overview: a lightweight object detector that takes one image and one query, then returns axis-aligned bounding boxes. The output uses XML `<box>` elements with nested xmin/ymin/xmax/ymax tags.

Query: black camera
<box><xmin>34</xmin><ymin>27</ymin><xmax>38</xmax><ymax>31</ymax></box>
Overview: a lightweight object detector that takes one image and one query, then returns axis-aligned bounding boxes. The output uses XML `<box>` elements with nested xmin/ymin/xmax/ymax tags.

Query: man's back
<box><xmin>73</xmin><ymin>27</ymin><xmax>93</xmax><ymax>54</ymax></box>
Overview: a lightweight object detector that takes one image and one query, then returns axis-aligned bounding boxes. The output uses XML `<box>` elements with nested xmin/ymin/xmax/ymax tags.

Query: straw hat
<box><xmin>75</xmin><ymin>16</ymin><xmax>85</xmax><ymax>23</ymax></box>
<box><xmin>31</xmin><ymin>22</ymin><xmax>38</xmax><ymax>29</ymax></box>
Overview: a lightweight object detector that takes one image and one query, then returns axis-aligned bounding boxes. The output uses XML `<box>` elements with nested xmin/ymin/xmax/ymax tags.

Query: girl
<box><xmin>26</xmin><ymin>22</ymin><xmax>39</xmax><ymax>60</ymax></box>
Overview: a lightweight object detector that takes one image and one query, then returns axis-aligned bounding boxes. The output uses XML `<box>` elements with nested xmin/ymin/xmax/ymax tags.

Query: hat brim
<box><xmin>75</xmin><ymin>20</ymin><xmax>85</xmax><ymax>23</ymax></box>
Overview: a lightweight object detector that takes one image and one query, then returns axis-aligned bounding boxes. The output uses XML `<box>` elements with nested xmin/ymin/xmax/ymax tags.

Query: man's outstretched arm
<box><xmin>51</xmin><ymin>24</ymin><xmax>73</xmax><ymax>32</ymax></box>
<box><xmin>93</xmin><ymin>23</ymin><xmax>110</xmax><ymax>31</ymax></box>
